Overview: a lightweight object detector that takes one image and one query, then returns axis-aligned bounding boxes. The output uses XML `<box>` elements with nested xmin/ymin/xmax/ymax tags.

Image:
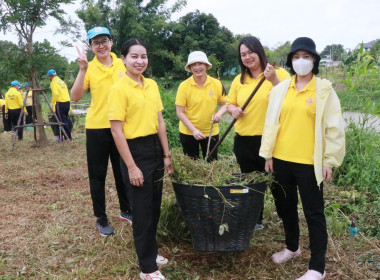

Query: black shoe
<box><xmin>96</xmin><ymin>218</ymin><xmax>115</xmax><ymax>237</ymax></box>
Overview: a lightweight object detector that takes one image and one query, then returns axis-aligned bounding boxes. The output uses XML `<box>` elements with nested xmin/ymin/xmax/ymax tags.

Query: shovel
<box><xmin>205</xmin><ymin>114</ymin><xmax>216</xmax><ymax>159</ymax></box>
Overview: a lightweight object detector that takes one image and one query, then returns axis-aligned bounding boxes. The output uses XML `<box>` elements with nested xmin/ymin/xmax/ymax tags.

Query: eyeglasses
<box><xmin>91</xmin><ymin>39</ymin><xmax>110</xmax><ymax>48</ymax></box>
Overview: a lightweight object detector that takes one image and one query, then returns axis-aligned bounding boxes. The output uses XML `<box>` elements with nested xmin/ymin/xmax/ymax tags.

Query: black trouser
<box><xmin>120</xmin><ymin>134</ymin><xmax>164</xmax><ymax>273</ymax></box>
<box><xmin>179</xmin><ymin>133</ymin><xmax>219</xmax><ymax>161</ymax></box>
<box><xmin>2</xmin><ymin>105</ymin><xmax>11</xmax><ymax>131</ymax></box>
<box><xmin>8</xmin><ymin>108</ymin><xmax>24</xmax><ymax>140</ymax></box>
<box><xmin>25</xmin><ymin>106</ymin><xmax>33</xmax><ymax>124</ymax></box>
<box><xmin>86</xmin><ymin>129</ymin><xmax>131</xmax><ymax>219</ymax></box>
<box><xmin>271</xmin><ymin>158</ymin><xmax>327</xmax><ymax>274</ymax></box>
<box><xmin>55</xmin><ymin>102</ymin><xmax>71</xmax><ymax>140</ymax></box>
<box><xmin>233</xmin><ymin>134</ymin><xmax>265</xmax><ymax>224</ymax></box>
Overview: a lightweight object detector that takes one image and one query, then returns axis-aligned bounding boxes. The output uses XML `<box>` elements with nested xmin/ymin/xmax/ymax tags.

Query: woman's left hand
<box><xmin>263</xmin><ymin>63</ymin><xmax>280</xmax><ymax>85</ymax></box>
<box><xmin>164</xmin><ymin>158</ymin><xmax>174</xmax><ymax>174</ymax></box>
<box><xmin>322</xmin><ymin>166</ymin><xmax>332</xmax><ymax>181</ymax></box>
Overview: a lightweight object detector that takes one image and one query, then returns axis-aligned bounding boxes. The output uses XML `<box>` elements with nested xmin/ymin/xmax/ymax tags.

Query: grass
<box><xmin>0</xmin><ymin>127</ymin><xmax>379</xmax><ymax>279</ymax></box>
<box><xmin>1</xmin><ymin>74</ymin><xmax>379</xmax><ymax>279</ymax></box>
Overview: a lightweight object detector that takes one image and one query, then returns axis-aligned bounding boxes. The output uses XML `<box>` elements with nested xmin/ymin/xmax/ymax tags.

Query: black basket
<box><xmin>172</xmin><ymin>181</ymin><xmax>266</xmax><ymax>252</ymax></box>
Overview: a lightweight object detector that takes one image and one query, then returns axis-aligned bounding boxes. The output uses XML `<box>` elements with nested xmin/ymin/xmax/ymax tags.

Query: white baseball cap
<box><xmin>185</xmin><ymin>51</ymin><xmax>212</xmax><ymax>72</ymax></box>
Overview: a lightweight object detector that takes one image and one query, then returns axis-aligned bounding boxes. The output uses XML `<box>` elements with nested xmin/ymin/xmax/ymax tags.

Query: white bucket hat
<box><xmin>185</xmin><ymin>51</ymin><xmax>212</xmax><ymax>72</ymax></box>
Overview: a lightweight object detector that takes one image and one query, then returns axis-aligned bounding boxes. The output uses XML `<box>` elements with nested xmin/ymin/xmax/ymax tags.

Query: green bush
<box><xmin>161</xmin><ymin>87</ymin><xmax>181</xmax><ymax>149</ymax></box>
<box><xmin>334</xmin><ymin>120</ymin><xmax>380</xmax><ymax>193</ymax></box>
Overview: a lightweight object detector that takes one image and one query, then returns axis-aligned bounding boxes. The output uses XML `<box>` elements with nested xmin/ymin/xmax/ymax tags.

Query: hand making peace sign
<box><xmin>75</xmin><ymin>44</ymin><xmax>88</xmax><ymax>71</ymax></box>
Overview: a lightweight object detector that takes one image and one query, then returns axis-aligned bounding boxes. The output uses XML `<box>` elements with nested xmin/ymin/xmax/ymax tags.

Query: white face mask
<box><xmin>292</xmin><ymin>58</ymin><xmax>314</xmax><ymax>76</ymax></box>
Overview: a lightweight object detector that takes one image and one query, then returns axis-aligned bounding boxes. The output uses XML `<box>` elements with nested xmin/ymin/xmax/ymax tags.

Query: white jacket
<box><xmin>259</xmin><ymin>77</ymin><xmax>346</xmax><ymax>186</ymax></box>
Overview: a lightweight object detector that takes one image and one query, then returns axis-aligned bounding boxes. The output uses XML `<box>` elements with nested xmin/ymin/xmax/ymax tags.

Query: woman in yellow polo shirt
<box><xmin>176</xmin><ymin>51</ymin><xmax>227</xmax><ymax>161</ymax></box>
<box><xmin>227</xmin><ymin>36</ymin><xmax>290</xmax><ymax>229</ymax></box>
<box><xmin>71</xmin><ymin>27</ymin><xmax>132</xmax><ymax>237</ymax></box>
<box><xmin>108</xmin><ymin>38</ymin><xmax>173</xmax><ymax>280</ymax></box>
<box><xmin>260</xmin><ymin>37</ymin><xmax>345</xmax><ymax>280</ymax></box>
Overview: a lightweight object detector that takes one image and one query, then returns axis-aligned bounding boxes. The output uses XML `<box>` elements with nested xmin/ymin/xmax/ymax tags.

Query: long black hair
<box><xmin>238</xmin><ymin>36</ymin><xmax>267</xmax><ymax>84</ymax></box>
<box><xmin>121</xmin><ymin>38</ymin><xmax>148</xmax><ymax>57</ymax></box>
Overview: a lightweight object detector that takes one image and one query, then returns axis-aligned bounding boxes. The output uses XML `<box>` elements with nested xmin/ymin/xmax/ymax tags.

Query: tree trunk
<box><xmin>31</xmin><ymin>69</ymin><xmax>48</xmax><ymax>145</ymax></box>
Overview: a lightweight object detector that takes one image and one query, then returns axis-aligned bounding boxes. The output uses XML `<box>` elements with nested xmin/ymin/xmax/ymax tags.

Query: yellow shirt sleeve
<box><xmin>108</xmin><ymin>86</ymin><xmax>127</xmax><ymax>121</ymax></box>
<box><xmin>226</xmin><ymin>75</ymin><xmax>241</xmax><ymax>106</ymax></box>
<box><xmin>175</xmin><ymin>82</ymin><xmax>187</xmax><ymax>107</ymax></box>
<box><xmin>155</xmin><ymin>83</ymin><xmax>164</xmax><ymax>112</ymax></box>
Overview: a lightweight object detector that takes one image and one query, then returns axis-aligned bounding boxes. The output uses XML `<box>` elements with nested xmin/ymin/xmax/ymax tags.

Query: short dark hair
<box><xmin>88</xmin><ymin>34</ymin><xmax>112</xmax><ymax>45</ymax></box>
<box><xmin>287</xmin><ymin>51</ymin><xmax>320</xmax><ymax>75</ymax></box>
<box><xmin>121</xmin><ymin>38</ymin><xmax>148</xmax><ymax>57</ymax></box>
<box><xmin>238</xmin><ymin>36</ymin><xmax>267</xmax><ymax>84</ymax></box>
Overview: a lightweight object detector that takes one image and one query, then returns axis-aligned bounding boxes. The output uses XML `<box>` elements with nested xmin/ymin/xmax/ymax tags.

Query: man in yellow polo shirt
<box><xmin>4</xmin><ymin>80</ymin><xmax>27</xmax><ymax>140</ymax></box>
<box><xmin>71</xmin><ymin>26</ymin><xmax>132</xmax><ymax>237</ymax></box>
<box><xmin>48</xmin><ymin>69</ymin><xmax>72</xmax><ymax>141</ymax></box>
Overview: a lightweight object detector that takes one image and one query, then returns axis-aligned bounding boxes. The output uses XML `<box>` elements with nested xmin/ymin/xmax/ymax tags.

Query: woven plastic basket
<box><xmin>172</xmin><ymin>180</ymin><xmax>266</xmax><ymax>252</ymax></box>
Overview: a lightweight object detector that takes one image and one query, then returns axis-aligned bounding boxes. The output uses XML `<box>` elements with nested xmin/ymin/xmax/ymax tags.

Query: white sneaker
<box><xmin>296</xmin><ymin>270</ymin><xmax>326</xmax><ymax>280</ymax></box>
<box><xmin>272</xmin><ymin>247</ymin><xmax>301</xmax><ymax>264</ymax></box>
<box><xmin>156</xmin><ymin>255</ymin><xmax>168</xmax><ymax>266</ymax></box>
<box><xmin>139</xmin><ymin>270</ymin><xmax>166</xmax><ymax>280</ymax></box>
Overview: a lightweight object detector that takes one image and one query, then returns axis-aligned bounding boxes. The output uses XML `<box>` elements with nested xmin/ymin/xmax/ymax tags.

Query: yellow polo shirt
<box><xmin>227</xmin><ymin>68</ymin><xmax>290</xmax><ymax>136</ymax></box>
<box><xmin>0</xmin><ymin>99</ymin><xmax>5</xmax><ymax>108</ymax></box>
<box><xmin>22</xmin><ymin>90</ymin><xmax>33</xmax><ymax>106</ymax></box>
<box><xmin>175</xmin><ymin>75</ymin><xmax>227</xmax><ymax>136</ymax></box>
<box><xmin>108</xmin><ymin>74</ymin><xmax>163</xmax><ymax>140</ymax></box>
<box><xmin>4</xmin><ymin>87</ymin><xmax>25</xmax><ymax>113</ymax></box>
<box><xmin>50</xmin><ymin>76</ymin><xmax>70</xmax><ymax>109</ymax></box>
<box><xmin>84</xmin><ymin>52</ymin><xmax>126</xmax><ymax>129</ymax></box>
<box><xmin>273</xmin><ymin>76</ymin><xmax>317</xmax><ymax>164</ymax></box>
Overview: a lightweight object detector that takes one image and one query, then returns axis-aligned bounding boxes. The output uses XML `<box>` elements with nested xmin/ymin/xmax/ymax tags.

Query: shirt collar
<box><xmin>93</xmin><ymin>52</ymin><xmax>117</xmax><ymax>68</ymax></box>
<box><xmin>290</xmin><ymin>75</ymin><xmax>316</xmax><ymax>93</ymax></box>
<box><xmin>244</xmin><ymin>72</ymin><xmax>264</xmax><ymax>83</ymax></box>
<box><xmin>191</xmin><ymin>75</ymin><xmax>210</xmax><ymax>87</ymax></box>
<box><xmin>123</xmin><ymin>73</ymin><xmax>148</xmax><ymax>88</ymax></box>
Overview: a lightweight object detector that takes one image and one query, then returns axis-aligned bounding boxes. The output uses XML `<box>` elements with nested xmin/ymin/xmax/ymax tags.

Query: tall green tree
<box><xmin>370</xmin><ymin>39</ymin><xmax>380</xmax><ymax>58</ymax></box>
<box><xmin>168</xmin><ymin>10</ymin><xmax>237</xmax><ymax>76</ymax></box>
<box><xmin>77</xmin><ymin>0</ymin><xmax>187</xmax><ymax>77</ymax></box>
<box><xmin>0</xmin><ymin>40</ymin><xmax>27</xmax><ymax>91</ymax></box>
<box><xmin>0</xmin><ymin>0</ymin><xmax>74</xmax><ymax>144</ymax></box>
<box><xmin>265</xmin><ymin>41</ymin><xmax>291</xmax><ymax>68</ymax></box>
<box><xmin>320</xmin><ymin>44</ymin><xmax>345</xmax><ymax>61</ymax></box>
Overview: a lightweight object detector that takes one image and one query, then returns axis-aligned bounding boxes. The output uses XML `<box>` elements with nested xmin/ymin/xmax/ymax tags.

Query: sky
<box><xmin>1</xmin><ymin>0</ymin><xmax>379</xmax><ymax>62</ymax></box>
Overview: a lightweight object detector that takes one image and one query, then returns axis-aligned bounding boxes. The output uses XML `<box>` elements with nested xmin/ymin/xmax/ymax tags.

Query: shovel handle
<box><xmin>206</xmin><ymin>76</ymin><xmax>266</xmax><ymax>161</ymax></box>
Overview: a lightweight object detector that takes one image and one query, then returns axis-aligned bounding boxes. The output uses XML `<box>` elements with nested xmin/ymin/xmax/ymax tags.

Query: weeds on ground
<box><xmin>1</xmin><ymin>75</ymin><xmax>379</xmax><ymax>279</ymax></box>
<box><xmin>1</xmin><ymin>131</ymin><xmax>379</xmax><ymax>279</ymax></box>
<box><xmin>170</xmin><ymin>149</ymin><xmax>269</xmax><ymax>186</ymax></box>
